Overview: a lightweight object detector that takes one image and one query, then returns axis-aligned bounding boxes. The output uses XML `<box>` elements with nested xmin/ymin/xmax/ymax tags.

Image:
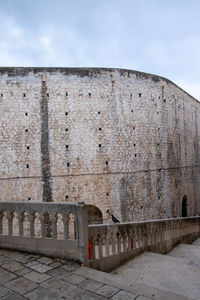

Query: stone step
<box><xmin>111</xmin><ymin>251</ymin><xmax>200</xmax><ymax>300</ymax></box>
<box><xmin>192</xmin><ymin>237</ymin><xmax>200</xmax><ymax>248</ymax></box>
<box><xmin>168</xmin><ymin>243</ymin><xmax>200</xmax><ymax>267</ymax></box>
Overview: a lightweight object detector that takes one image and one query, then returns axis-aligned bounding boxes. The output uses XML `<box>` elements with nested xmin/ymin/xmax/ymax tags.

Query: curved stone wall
<box><xmin>0</xmin><ymin>67</ymin><xmax>200</xmax><ymax>222</ymax></box>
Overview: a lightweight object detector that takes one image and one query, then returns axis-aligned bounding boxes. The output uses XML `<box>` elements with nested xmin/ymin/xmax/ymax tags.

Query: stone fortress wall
<box><xmin>0</xmin><ymin>67</ymin><xmax>200</xmax><ymax>223</ymax></box>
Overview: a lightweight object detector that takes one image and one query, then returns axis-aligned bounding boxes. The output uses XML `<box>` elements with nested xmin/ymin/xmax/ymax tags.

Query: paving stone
<box><xmin>0</xmin><ymin>272</ymin><xmax>17</xmax><ymax>284</ymax></box>
<box><xmin>40</xmin><ymin>277</ymin><xmax>67</xmax><ymax>290</ymax></box>
<box><xmin>61</xmin><ymin>261</ymin><xmax>80</xmax><ymax>272</ymax></box>
<box><xmin>1</xmin><ymin>251</ymin><xmax>39</xmax><ymax>263</ymax></box>
<box><xmin>28</xmin><ymin>263</ymin><xmax>53</xmax><ymax>273</ymax></box>
<box><xmin>49</xmin><ymin>261</ymin><xmax>62</xmax><ymax>268</ymax></box>
<box><xmin>1</xmin><ymin>261</ymin><xmax>23</xmax><ymax>272</ymax></box>
<box><xmin>0</xmin><ymin>286</ymin><xmax>12</xmax><ymax>297</ymax></box>
<box><xmin>37</xmin><ymin>257</ymin><xmax>54</xmax><ymax>265</ymax></box>
<box><xmin>64</xmin><ymin>289</ymin><xmax>107</xmax><ymax>300</ymax></box>
<box><xmin>25</xmin><ymin>286</ymin><xmax>63</xmax><ymax>300</ymax></box>
<box><xmin>111</xmin><ymin>290</ymin><xmax>138</xmax><ymax>300</ymax></box>
<box><xmin>78</xmin><ymin>279</ymin><xmax>104</xmax><ymax>292</ymax></box>
<box><xmin>2</xmin><ymin>293</ymin><xmax>27</xmax><ymax>300</ymax></box>
<box><xmin>63</xmin><ymin>274</ymin><xmax>86</xmax><ymax>284</ymax></box>
<box><xmin>0</xmin><ymin>268</ymin><xmax>9</xmax><ymax>277</ymax></box>
<box><xmin>95</xmin><ymin>284</ymin><xmax>120</xmax><ymax>298</ymax></box>
<box><xmin>47</xmin><ymin>267</ymin><xmax>70</xmax><ymax>278</ymax></box>
<box><xmin>25</xmin><ymin>261</ymin><xmax>39</xmax><ymax>267</ymax></box>
<box><xmin>136</xmin><ymin>297</ymin><xmax>152</xmax><ymax>300</ymax></box>
<box><xmin>0</xmin><ymin>255</ymin><xmax>10</xmax><ymax>265</ymax></box>
<box><xmin>15</xmin><ymin>267</ymin><xmax>31</xmax><ymax>276</ymax></box>
<box><xmin>23</xmin><ymin>271</ymin><xmax>51</xmax><ymax>283</ymax></box>
<box><xmin>4</xmin><ymin>277</ymin><xmax>38</xmax><ymax>295</ymax></box>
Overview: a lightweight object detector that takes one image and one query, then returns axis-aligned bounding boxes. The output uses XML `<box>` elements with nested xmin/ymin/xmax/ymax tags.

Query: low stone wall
<box><xmin>88</xmin><ymin>217</ymin><xmax>200</xmax><ymax>272</ymax></box>
<box><xmin>0</xmin><ymin>202</ymin><xmax>88</xmax><ymax>264</ymax></box>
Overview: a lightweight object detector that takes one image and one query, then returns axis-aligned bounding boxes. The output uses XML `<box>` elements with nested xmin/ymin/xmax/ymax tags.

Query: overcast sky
<box><xmin>0</xmin><ymin>0</ymin><xmax>200</xmax><ymax>100</ymax></box>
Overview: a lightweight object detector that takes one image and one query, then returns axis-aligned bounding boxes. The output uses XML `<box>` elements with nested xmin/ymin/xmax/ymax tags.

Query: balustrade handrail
<box><xmin>0</xmin><ymin>201</ymin><xmax>88</xmax><ymax>264</ymax></box>
<box><xmin>88</xmin><ymin>216</ymin><xmax>200</xmax><ymax>272</ymax></box>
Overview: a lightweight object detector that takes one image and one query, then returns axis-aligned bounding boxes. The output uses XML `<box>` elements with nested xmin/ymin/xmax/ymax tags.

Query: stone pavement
<box><xmin>112</xmin><ymin>238</ymin><xmax>200</xmax><ymax>300</ymax></box>
<box><xmin>0</xmin><ymin>248</ymin><xmax>153</xmax><ymax>300</ymax></box>
<box><xmin>0</xmin><ymin>247</ymin><xmax>196</xmax><ymax>300</ymax></box>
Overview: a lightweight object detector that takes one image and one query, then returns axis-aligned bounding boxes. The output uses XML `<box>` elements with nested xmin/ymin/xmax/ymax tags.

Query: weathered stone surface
<box><xmin>4</xmin><ymin>277</ymin><xmax>38</xmax><ymax>294</ymax></box>
<box><xmin>78</xmin><ymin>278</ymin><xmax>104</xmax><ymax>292</ymax></box>
<box><xmin>95</xmin><ymin>284</ymin><xmax>120</xmax><ymax>297</ymax></box>
<box><xmin>1</xmin><ymin>261</ymin><xmax>23</xmax><ymax>272</ymax></box>
<box><xmin>1</xmin><ymin>67</ymin><xmax>200</xmax><ymax>222</ymax></box>
<box><xmin>26</xmin><ymin>262</ymin><xmax>52</xmax><ymax>273</ymax></box>
<box><xmin>0</xmin><ymin>286</ymin><xmax>12</xmax><ymax>298</ymax></box>
<box><xmin>63</xmin><ymin>273</ymin><xmax>86</xmax><ymax>284</ymax></box>
<box><xmin>0</xmin><ymin>272</ymin><xmax>17</xmax><ymax>284</ymax></box>
<box><xmin>2</xmin><ymin>293</ymin><xmax>27</xmax><ymax>300</ymax></box>
<box><xmin>23</xmin><ymin>271</ymin><xmax>51</xmax><ymax>283</ymax></box>
<box><xmin>111</xmin><ymin>290</ymin><xmax>137</xmax><ymax>300</ymax></box>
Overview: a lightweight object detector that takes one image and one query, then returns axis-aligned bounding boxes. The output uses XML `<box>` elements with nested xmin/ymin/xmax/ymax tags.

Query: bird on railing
<box><xmin>112</xmin><ymin>214</ymin><xmax>120</xmax><ymax>223</ymax></box>
<box><xmin>106</xmin><ymin>209</ymin><xmax>120</xmax><ymax>223</ymax></box>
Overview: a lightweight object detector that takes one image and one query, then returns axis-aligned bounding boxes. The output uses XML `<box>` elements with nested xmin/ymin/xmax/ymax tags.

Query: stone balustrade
<box><xmin>0</xmin><ymin>202</ymin><xmax>88</xmax><ymax>264</ymax></box>
<box><xmin>88</xmin><ymin>217</ymin><xmax>200</xmax><ymax>272</ymax></box>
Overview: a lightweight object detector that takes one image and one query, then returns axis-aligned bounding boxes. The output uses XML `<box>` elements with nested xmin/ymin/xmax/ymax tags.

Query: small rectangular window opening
<box><xmin>46</xmin><ymin>93</ymin><xmax>49</xmax><ymax>97</ymax></box>
<box><xmin>66</xmin><ymin>145</ymin><xmax>68</xmax><ymax>149</ymax></box>
<box><xmin>27</xmin><ymin>146</ymin><xmax>30</xmax><ymax>150</ymax></box>
<box><xmin>65</xmin><ymin>195</ymin><xmax>68</xmax><ymax>199</ymax></box>
<box><xmin>98</xmin><ymin>111</ymin><xmax>101</xmax><ymax>115</ymax></box>
<box><xmin>1</xmin><ymin>94</ymin><xmax>3</xmax><ymax>97</ymax></box>
<box><xmin>26</xmin><ymin>164</ymin><xmax>29</xmax><ymax>168</ymax></box>
<box><xmin>88</xmin><ymin>93</ymin><xmax>91</xmax><ymax>97</ymax></box>
<box><xmin>28</xmin><ymin>197</ymin><xmax>31</xmax><ymax>200</ymax></box>
<box><xmin>99</xmin><ymin>144</ymin><xmax>101</xmax><ymax>148</ymax></box>
<box><xmin>139</xmin><ymin>93</ymin><xmax>142</xmax><ymax>97</ymax></box>
<box><xmin>23</xmin><ymin>93</ymin><xmax>26</xmax><ymax>97</ymax></box>
<box><xmin>67</xmin><ymin>163</ymin><xmax>70</xmax><ymax>167</ymax></box>
<box><xmin>25</xmin><ymin>129</ymin><xmax>28</xmax><ymax>132</ymax></box>
<box><xmin>65</xmin><ymin>112</ymin><xmax>68</xmax><ymax>115</ymax></box>
<box><xmin>106</xmin><ymin>161</ymin><xmax>108</xmax><ymax>165</ymax></box>
<box><xmin>25</xmin><ymin>112</ymin><xmax>28</xmax><ymax>116</ymax></box>
<box><xmin>99</xmin><ymin>128</ymin><xmax>101</xmax><ymax>131</ymax></box>
<box><xmin>66</xmin><ymin>92</ymin><xmax>68</xmax><ymax>96</ymax></box>
<box><xmin>65</xmin><ymin>128</ymin><xmax>68</xmax><ymax>131</ymax></box>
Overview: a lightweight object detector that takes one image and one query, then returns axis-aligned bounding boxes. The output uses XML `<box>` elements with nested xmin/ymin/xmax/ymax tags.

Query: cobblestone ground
<box><xmin>0</xmin><ymin>249</ymin><xmax>149</xmax><ymax>300</ymax></box>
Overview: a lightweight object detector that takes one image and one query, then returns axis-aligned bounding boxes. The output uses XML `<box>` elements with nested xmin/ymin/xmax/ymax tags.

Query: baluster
<box><xmin>52</xmin><ymin>216</ymin><xmax>57</xmax><ymax>239</ymax></box>
<box><xmin>8</xmin><ymin>213</ymin><xmax>12</xmax><ymax>236</ymax></box>
<box><xmin>19</xmin><ymin>214</ymin><xmax>24</xmax><ymax>236</ymax></box>
<box><xmin>0</xmin><ymin>213</ymin><xmax>3</xmax><ymax>234</ymax></box>
<box><xmin>105</xmin><ymin>234</ymin><xmax>109</xmax><ymax>257</ymax></box>
<box><xmin>29</xmin><ymin>214</ymin><xmax>35</xmax><ymax>237</ymax></box>
<box><xmin>122</xmin><ymin>233</ymin><xmax>126</xmax><ymax>252</ymax></box>
<box><xmin>64</xmin><ymin>217</ymin><xmax>68</xmax><ymax>240</ymax></box>
<box><xmin>117</xmin><ymin>233</ymin><xmax>121</xmax><ymax>253</ymax></box>
<box><xmin>111</xmin><ymin>233</ymin><xmax>116</xmax><ymax>255</ymax></box>
<box><xmin>99</xmin><ymin>236</ymin><xmax>103</xmax><ymax>259</ymax></box>
<box><xmin>41</xmin><ymin>215</ymin><xmax>45</xmax><ymax>238</ymax></box>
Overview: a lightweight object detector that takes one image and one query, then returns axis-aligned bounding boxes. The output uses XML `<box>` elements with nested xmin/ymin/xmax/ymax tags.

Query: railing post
<box><xmin>76</xmin><ymin>202</ymin><xmax>88</xmax><ymax>265</ymax></box>
<box><xmin>8</xmin><ymin>213</ymin><xmax>12</xmax><ymax>236</ymax></box>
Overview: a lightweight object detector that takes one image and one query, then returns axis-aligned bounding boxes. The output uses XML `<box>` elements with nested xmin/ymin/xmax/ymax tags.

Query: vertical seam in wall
<box><xmin>40</xmin><ymin>75</ymin><xmax>52</xmax><ymax>202</ymax></box>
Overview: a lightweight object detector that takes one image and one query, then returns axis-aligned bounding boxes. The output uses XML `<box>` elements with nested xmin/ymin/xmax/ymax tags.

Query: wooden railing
<box><xmin>88</xmin><ymin>217</ymin><xmax>200</xmax><ymax>272</ymax></box>
<box><xmin>0</xmin><ymin>201</ymin><xmax>88</xmax><ymax>264</ymax></box>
